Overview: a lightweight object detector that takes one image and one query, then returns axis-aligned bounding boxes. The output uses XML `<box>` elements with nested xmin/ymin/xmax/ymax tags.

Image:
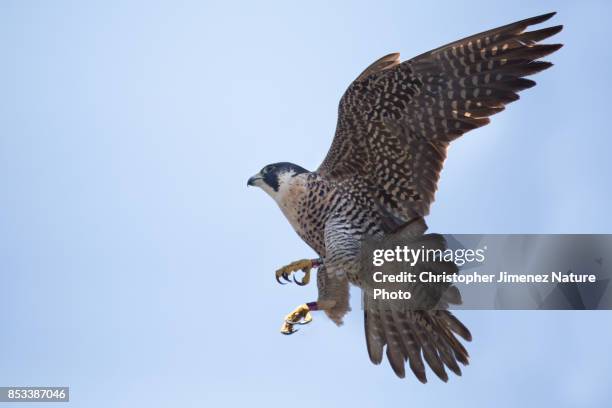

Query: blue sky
<box><xmin>1</xmin><ymin>1</ymin><xmax>611</xmax><ymax>407</ymax></box>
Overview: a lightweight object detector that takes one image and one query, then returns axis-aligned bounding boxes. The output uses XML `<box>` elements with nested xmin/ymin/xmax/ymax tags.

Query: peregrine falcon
<box><xmin>248</xmin><ymin>13</ymin><xmax>562</xmax><ymax>382</ymax></box>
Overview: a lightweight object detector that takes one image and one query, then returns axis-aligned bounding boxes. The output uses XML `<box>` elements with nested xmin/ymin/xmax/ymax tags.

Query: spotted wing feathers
<box><xmin>318</xmin><ymin>12</ymin><xmax>563</xmax><ymax>227</ymax></box>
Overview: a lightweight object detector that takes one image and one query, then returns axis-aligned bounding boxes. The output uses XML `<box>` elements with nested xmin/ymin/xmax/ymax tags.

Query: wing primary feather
<box><xmin>410</xmin><ymin>12</ymin><xmax>558</xmax><ymax>61</ymax></box>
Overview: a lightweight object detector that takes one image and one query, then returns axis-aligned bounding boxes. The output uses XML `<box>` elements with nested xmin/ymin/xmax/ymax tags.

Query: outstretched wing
<box><xmin>318</xmin><ymin>12</ymin><xmax>562</xmax><ymax>230</ymax></box>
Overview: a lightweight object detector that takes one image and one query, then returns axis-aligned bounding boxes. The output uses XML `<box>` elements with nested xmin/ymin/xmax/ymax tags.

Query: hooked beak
<box><xmin>247</xmin><ymin>174</ymin><xmax>261</xmax><ymax>187</ymax></box>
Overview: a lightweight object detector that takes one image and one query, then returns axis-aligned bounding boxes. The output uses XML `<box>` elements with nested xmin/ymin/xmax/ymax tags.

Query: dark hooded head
<box><xmin>247</xmin><ymin>162</ymin><xmax>310</xmax><ymax>200</ymax></box>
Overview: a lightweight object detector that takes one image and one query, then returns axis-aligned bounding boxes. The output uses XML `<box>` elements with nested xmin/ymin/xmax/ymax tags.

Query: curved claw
<box><xmin>282</xmin><ymin>272</ymin><xmax>291</xmax><ymax>282</ymax></box>
<box><xmin>275</xmin><ymin>275</ymin><xmax>287</xmax><ymax>285</ymax></box>
<box><xmin>293</xmin><ymin>275</ymin><xmax>306</xmax><ymax>286</ymax></box>
<box><xmin>290</xmin><ymin>315</ymin><xmax>312</xmax><ymax>325</ymax></box>
<box><xmin>293</xmin><ymin>273</ymin><xmax>308</xmax><ymax>286</ymax></box>
<box><xmin>293</xmin><ymin>267</ymin><xmax>311</xmax><ymax>286</ymax></box>
<box><xmin>281</xmin><ymin>326</ymin><xmax>298</xmax><ymax>335</ymax></box>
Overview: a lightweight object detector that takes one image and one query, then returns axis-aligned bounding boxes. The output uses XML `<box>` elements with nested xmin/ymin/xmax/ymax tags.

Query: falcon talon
<box><xmin>280</xmin><ymin>303</ymin><xmax>313</xmax><ymax>334</ymax></box>
<box><xmin>274</xmin><ymin>258</ymin><xmax>319</xmax><ymax>286</ymax></box>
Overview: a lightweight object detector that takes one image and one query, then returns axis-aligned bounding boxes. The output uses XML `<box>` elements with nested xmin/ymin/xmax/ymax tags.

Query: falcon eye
<box><xmin>263</xmin><ymin>165</ymin><xmax>276</xmax><ymax>174</ymax></box>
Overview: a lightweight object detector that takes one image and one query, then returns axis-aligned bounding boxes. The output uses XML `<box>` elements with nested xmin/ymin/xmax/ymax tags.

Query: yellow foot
<box><xmin>275</xmin><ymin>258</ymin><xmax>321</xmax><ymax>286</ymax></box>
<box><xmin>280</xmin><ymin>303</ymin><xmax>313</xmax><ymax>335</ymax></box>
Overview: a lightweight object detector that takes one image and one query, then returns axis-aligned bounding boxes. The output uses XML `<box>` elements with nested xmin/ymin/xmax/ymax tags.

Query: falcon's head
<box><xmin>247</xmin><ymin>162</ymin><xmax>309</xmax><ymax>202</ymax></box>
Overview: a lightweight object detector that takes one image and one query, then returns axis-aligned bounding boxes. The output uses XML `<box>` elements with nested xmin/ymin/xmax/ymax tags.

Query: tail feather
<box><xmin>364</xmin><ymin>293</ymin><xmax>471</xmax><ymax>383</ymax></box>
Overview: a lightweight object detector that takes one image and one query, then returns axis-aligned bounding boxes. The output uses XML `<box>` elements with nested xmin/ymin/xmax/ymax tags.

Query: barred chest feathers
<box><xmin>273</xmin><ymin>173</ymin><xmax>334</xmax><ymax>255</ymax></box>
